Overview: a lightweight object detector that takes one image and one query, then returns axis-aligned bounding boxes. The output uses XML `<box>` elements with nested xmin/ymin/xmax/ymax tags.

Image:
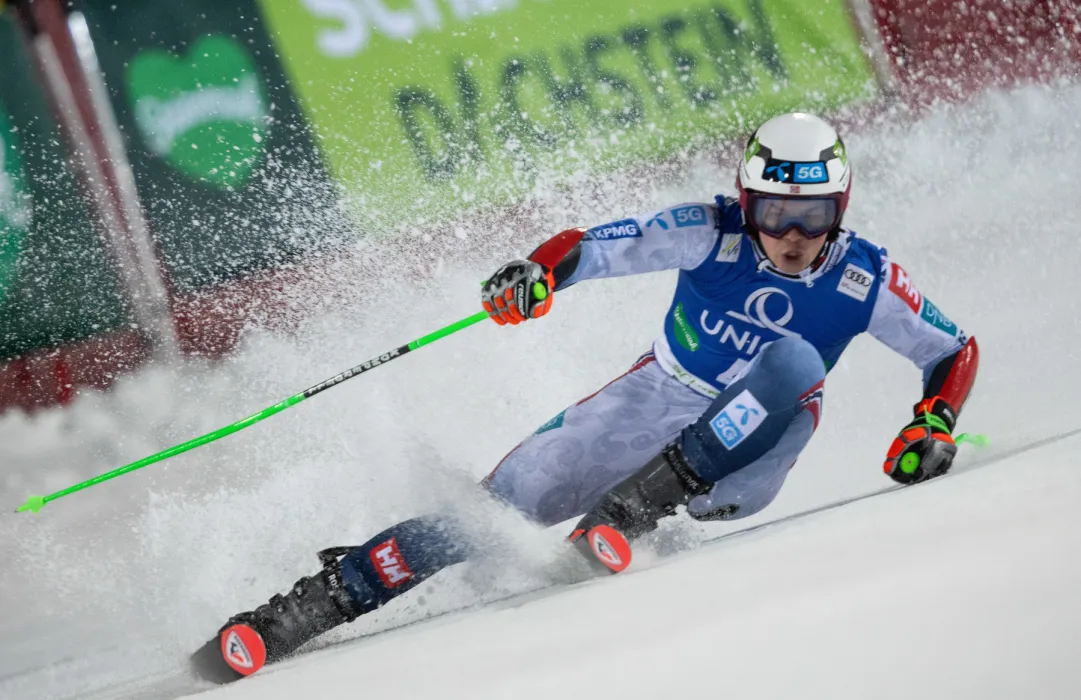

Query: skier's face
<box><xmin>758</xmin><ymin>227</ymin><xmax>828</xmax><ymax>274</ymax></box>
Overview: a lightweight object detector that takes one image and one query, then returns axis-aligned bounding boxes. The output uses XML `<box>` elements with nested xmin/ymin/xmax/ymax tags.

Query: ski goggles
<box><xmin>745</xmin><ymin>193</ymin><xmax>844</xmax><ymax>239</ymax></box>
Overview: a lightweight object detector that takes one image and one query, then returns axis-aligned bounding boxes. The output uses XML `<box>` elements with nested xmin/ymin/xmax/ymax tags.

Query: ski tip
<box><xmin>585</xmin><ymin>524</ymin><xmax>633</xmax><ymax>574</ymax></box>
<box><xmin>220</xmin><ymin>623</ymin><xmax>267</xmax><ymax>677</ymax></box>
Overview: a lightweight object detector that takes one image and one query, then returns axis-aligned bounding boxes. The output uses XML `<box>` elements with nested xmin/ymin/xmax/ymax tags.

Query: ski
<box><xmin>190</xmin><ymin>465</ymin><xmax>984</xmax><ymax>684</ymax></box>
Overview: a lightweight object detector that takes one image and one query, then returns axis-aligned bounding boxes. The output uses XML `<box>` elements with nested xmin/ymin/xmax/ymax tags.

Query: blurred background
<box><xmin>0</xmin><ymin>1</ymin><xmax>1079</xmax><ymax>698</ymax></box>
<box><xmin>0</xmin><ymin>0</ymin><xmax>1075</xmax><ymax>409</ymax></box>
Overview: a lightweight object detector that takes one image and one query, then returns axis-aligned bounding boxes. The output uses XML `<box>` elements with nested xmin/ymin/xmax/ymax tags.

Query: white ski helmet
<box><xmin>737</xmin><ymin>112</ymin><xmax>851</xmax><ymax>240</ymax></box>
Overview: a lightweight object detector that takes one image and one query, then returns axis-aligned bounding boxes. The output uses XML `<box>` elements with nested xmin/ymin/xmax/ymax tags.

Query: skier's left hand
<box><xmin>883</xmin><ymin>396</ymin><xmax>958</xmax><ymax>484</ymax></box>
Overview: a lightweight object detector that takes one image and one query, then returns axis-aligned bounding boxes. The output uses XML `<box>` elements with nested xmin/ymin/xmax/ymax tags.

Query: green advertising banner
<box><xmin>0</xmin><ymin>102</ymin><xmax>30</xmax><ymax>307</ymax></box>
<box><xmin>73</xmin><ymin>0</ymin><xmax>352</xmax><ymax>294</ymax></box>
<box><xmin>0</xmin><ymin>12</ymin><xmax>131</xmax><ymax>360</ymax></box>
<box><xmin>261</xmin><ymin>0</ymin><xmax>876</xmax><ymax>225</ymax></box>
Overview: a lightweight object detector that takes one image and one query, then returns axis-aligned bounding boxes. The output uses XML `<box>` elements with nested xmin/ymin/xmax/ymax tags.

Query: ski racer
<box><xmin>201</xmin><ymin>112</ymin><xmax>979</xmax><ymax>679</ymax></box>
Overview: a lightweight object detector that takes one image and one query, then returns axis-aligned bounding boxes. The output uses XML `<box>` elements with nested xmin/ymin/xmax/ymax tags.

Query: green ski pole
<box><xmin>15</xmin><ymin>310</ymin><xmax>491</xmax><ymax>514</ymax></box>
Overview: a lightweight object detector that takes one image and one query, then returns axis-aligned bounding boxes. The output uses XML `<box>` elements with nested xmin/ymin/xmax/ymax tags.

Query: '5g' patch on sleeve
<box><xmin>671</xmin><ymin>205</ymin><xmax>708</xmax><ymax>227</ymax></box>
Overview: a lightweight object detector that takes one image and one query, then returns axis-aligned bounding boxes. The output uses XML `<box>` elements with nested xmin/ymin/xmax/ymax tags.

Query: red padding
<box><xmin>939</xmin><ymin>337</ymin><xmax>979</xmax><ymax>413</ymax></box>
<box><xmin>528</xmin><ymin>227</ymin><xmax>585</xmax><ymax>269</ymax></box>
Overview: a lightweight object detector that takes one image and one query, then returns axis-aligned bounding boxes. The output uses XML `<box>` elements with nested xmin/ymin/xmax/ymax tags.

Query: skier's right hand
<box><xmin>481</xmin><ymin>259</ymin><xmax>554</xmax><ymax>325</ymax></box>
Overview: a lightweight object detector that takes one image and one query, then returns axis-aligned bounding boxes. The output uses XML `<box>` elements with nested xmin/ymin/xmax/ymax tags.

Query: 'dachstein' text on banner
<box><xmin>261</xmin><ymin>0</ymin><xmax>876</xmax><ymax>226</ymax></box>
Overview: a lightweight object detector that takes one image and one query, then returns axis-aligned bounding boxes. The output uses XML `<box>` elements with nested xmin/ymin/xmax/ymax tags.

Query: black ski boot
<box><xmin>569</xmin><ymin>442</ymin><xmax>712</xmax><ymax>574</ymax></box>
<box><xmin>191</xmin><ymin>548</ymin><xmax>367</xmax><ymax>683</ymax></box>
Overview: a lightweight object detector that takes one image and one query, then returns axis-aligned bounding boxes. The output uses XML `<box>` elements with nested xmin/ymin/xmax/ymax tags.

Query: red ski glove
<box><xmin>883</xmin><ymin>396</ymin><xmax>958</xmax><ymax>485</ymax></box>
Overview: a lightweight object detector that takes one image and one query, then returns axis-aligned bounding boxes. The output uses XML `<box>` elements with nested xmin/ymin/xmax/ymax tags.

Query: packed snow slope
<box><xmin>179</xmin><ymin>437</ymin><xmax>1081</xmax><ymax>700</ymax></box>
<box><xmin>2</xmin><ymin>82</ymin><xmax>1080</xmax><ymax>700</ymax></box>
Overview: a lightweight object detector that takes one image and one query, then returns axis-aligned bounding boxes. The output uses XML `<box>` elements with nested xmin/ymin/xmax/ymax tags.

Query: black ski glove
<box><xmin>883</xmin><ymin>396</ymin><xmax>958</xmax><ymax>484</ymax></box>
<box><xmin>481</xmin><ymin>260</ymin><xmax>554</xmax><ymax>325</ymax></box>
